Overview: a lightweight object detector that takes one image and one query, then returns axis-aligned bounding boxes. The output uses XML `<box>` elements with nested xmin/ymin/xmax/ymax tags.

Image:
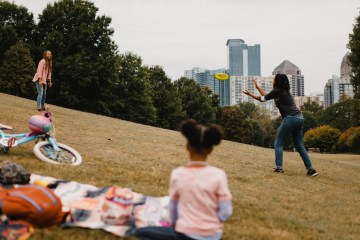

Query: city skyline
<box><xmin>11</xmin><ymin>0</ymin><xmax>359</xmax><ymax>95</ymax></box>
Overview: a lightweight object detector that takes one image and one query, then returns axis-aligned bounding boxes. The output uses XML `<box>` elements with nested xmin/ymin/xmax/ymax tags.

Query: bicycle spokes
<box><xmin>40</xmin><ymin>145</ymin><xmax>76</xmax><ymax>164</ymax></box>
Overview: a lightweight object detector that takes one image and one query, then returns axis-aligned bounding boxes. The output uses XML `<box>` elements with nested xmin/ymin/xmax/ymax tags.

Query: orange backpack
<box><xmin>0</xmin><ymin>184</ymin><xmax>68</xmax><ymax>228</ymax></box>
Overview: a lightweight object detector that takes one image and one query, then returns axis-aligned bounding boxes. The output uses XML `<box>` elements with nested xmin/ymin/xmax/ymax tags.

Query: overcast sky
<box><xmin>11</xmin><ymin>0</ymin><xmax>360</xmax><ymax>94</ymax></box>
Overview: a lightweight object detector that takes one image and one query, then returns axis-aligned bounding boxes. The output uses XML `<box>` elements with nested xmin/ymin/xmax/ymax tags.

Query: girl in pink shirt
<box><xmin>135</xmin><ymin>119</ymin><xmax>232</xmax><ymax>240</ymax></box>
<box><xmin>32</xmin><ymin>50</ymin><xmax>53</xmax><ymax>112</ymax></box>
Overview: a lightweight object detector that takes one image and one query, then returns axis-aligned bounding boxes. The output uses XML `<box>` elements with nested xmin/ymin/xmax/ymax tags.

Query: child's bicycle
<box><xmin>0</xmin><ymin>108</ymin><xmax>82</xmax><ymax>165</ymax></box>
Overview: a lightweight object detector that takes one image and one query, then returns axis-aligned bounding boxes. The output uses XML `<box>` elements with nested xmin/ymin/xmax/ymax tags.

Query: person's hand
<box><xmin>253</xmin><ymin>78</ymin><xmax>259</xmax><ymax>89</ymax></box>
<box><xmin>48</xmin><ymin>80</ymin><xmax>52</xmax><ymax>88</ymax></box>
<box><xmin>39</xmin><ymin>82</ymin><xmax>42</xmax><ymax>87</ymax></box>
<box><xmin>242</xmin><ymin>89</ymin><xmax>250</xmax><ymax>95</ymax></box>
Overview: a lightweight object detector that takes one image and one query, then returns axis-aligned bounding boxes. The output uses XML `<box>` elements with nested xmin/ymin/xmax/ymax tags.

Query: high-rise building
<box><xmin>194</xmin><ymin>71</ymin><xmax>209</xmax><ymax>87</ymax></box>
<box><xmin>226</xmin><ymin>39</ymin><xmax>261</xmax><ymax>77</ymax></box>
<box><xmin>273</xmin><ymin>60</ymin><xmax>304</xmax><ymax>96</ymax></box>
<box><xmin>324</xmin><ymin>53</ymin><xmax>354</xmax><ymax>108</ymax></box>
<box><xmin>339</xmin><ymin>77</ymin><xmax>354</xmax><ymax>99</ymax></box>
<box><xmin>208</xmin><ymin>69</ymin><xmax>229</xmax><ymax>106</ymax></box>
<box><xmin>339</xmin><ymin>52</ymin><xmax>353</xmax><ymax>100</ymax></box>
<box><xmin>340</xmin><ymin>52</ymin><xmax>351</xmax><ymax>77</ymax></box>
<box><xmin>324</xmin><ymin>75</ymin><xmax>354</xmax><ymax>107</ymax></box>
<box><xmin>324</xmin><ymin>75</ymin><xmax>340</xmax><ymax>107</ymax></box>
<box><xmin>184</xmin><ymin>67</ymin><xmax>207</xmax><ymax>79</ymax></box>
<box><xmin>185</xmin><ymin>67</ymin><xmax>229</xmax><ymax>106</ymax></box>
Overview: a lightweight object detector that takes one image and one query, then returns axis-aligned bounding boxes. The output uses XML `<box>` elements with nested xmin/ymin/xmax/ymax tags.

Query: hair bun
<box><xmin>203</xmin><ymin>125</ymin><xmax>223</xmax><ymax>148</ymax></box>
<box><xmin>180</xmin><ymin>120</ymin><xmax>223</xmax><ymax>151</ymax></box>
<box><xmin>180</xmin><ymin>119</ymin><xmax>197</xmax><ymax>137</ymax></box>
<box><xmin>180</xmin><ymin>119</ymin><xmax>201</xmax><ymax>147</ymax></box>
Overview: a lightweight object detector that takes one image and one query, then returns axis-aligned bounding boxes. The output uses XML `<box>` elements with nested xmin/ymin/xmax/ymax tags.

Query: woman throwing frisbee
<box><xmin>243</xmin><ymin>74</ymin><xmax>318</xmax><ymax>177</ymax></box>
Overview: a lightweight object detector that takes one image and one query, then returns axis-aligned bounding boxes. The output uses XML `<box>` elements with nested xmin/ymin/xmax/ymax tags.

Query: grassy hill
<box><xmin>1</xmin><ymin>93</ymin><xmax>359</xmax><ymax>240</ymax></box>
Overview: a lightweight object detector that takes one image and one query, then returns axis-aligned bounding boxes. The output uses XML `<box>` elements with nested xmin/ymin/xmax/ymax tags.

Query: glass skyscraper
<box><xmin>226</xmin><ymin>39</ymin><xmax>261</xmax><ymax>77</ymax></box>
<box><xmin>185</xmin><ymin>67</ymin><xmax>229</xmax><ymax>106</ymax></box>
<box><xmin>197</xmin><ymin>69</ymin><xmax>230</xmax><ymax>106</ymax></box>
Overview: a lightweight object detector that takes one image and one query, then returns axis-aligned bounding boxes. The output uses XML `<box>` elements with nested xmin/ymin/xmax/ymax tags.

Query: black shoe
<box><xmin>274</xmin><ymin>168</ymin><xmax>284</xmax><ymax>173</ymax></box>
<box><xmin>37</xmin><ymin>108</ymin><xmax>41</xmax><ymax>112</ymax></box>
<box><xmin>307</xmin><ymin>169</ymin><xmax>318</xmax><ymax>177</ymax></box>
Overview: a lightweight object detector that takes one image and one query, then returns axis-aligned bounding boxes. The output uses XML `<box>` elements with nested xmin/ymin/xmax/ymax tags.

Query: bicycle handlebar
<box><xmin>43</xmin><ymin>107</ymin><xmax>52</xmax><ymax>121</ymax></box>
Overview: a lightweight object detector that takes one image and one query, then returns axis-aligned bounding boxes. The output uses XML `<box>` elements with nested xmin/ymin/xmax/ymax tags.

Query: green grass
<box><xmin>1</xmin><ymin>93</ymin><xmax>360</xmax><ymax>240</ymax></box>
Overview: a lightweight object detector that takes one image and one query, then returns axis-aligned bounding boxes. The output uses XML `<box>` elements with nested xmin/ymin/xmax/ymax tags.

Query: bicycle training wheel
<box><xmin>33</xmin><ymin>141</ymin><xmax>82</xmax><ymax>165</ymax></box>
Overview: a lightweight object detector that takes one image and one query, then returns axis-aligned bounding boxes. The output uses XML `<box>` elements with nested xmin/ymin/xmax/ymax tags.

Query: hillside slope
<box><xmin>1</xmin><ymin>93</ymin><xmax>359</xmax><ymax>240</ymax></box>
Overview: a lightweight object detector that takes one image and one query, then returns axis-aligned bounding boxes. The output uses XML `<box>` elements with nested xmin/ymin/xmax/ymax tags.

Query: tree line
<box><xmin>0</xmin><ymin>0</ymin><xmax>359</xmax><ymax>153</ymax></box>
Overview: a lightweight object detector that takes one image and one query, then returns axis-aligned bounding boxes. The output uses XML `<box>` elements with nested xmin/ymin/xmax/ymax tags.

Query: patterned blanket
<box><xmin>29</xmin><ymin>174</ymin><xmax>170</xmax><ymax>237</ymax></box>
<box><xmin>0</xmin><ymin>220</ymin><xmax>33</xmax><ymax>240</ymax></box>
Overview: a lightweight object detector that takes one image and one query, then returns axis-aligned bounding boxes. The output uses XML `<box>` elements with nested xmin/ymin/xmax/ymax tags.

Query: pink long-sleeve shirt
<box><xmin>32</xmin><ymin>59</ymin><xmax>51</xmax><ymax>84</ymax></box>
<box><xmin>169</xmin><ymin>165</ymin><xmax>232</xmax><ymax>236</ymax></box>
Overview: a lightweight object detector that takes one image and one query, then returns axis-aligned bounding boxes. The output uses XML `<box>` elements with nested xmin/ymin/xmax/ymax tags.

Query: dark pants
<box><xmin>134</xmin><ymin>227</ymin><xmax>195</xmax><ymax>240</ymax></box>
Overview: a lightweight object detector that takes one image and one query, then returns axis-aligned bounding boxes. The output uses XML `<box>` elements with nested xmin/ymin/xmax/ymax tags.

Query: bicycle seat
<box><xmin>0</xmin><ymin>123</ymin><xmax>13</xmax><ymax>130</ymax></box>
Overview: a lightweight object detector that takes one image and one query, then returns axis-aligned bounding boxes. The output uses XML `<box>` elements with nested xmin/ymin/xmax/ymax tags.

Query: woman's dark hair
<box><xmin>273</xmin><ymin>74</ymin><xmax>290</xmax><ymax>91</ymax></box>
<box><xmin>180</xmin><ymin>119</ymin><xmax>223</xmax><ymax>153</ymax></box>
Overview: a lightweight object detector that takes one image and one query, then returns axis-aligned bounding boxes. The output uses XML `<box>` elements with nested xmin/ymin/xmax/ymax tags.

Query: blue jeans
<box><xmin>35</xmin><ymin>82</ymin><xmax>47</xmax><ymax>108</ymax></box>
<box><xmin>274</xmin><ymin>114</ymin><xmax>313</xmax><ymax>170</ymax></box>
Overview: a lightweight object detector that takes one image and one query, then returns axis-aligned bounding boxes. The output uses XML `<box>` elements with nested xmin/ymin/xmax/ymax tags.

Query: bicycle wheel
<box><xmin>33</xmin><ymin>141</ymin><xmax>82</xmax><ymax>165</ymax></box>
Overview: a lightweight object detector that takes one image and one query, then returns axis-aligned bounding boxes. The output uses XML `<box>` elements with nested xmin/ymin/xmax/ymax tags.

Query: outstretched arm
<box><xmin>254</xmin><ymin>79</ymin><xmax>267</xmax><ymax>96</ymax></box>
<box><xmin>243</xmin><ymin>89</ymin><xmax>262</xmax><ymax>101</ymax></box>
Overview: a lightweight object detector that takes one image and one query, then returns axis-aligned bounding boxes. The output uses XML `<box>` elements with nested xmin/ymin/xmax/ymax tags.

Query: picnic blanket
<box><xmin>29</xmin><ymin>174</ymin><xmax>171</xmax><ymax>237</ymax></box>
<box><xmin>0</xmin><ymin>220</ymin><xmax>34</xmax><ymax>240</ymax></box>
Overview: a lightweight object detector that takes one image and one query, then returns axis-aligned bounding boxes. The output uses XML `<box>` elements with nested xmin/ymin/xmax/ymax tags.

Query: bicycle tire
<box><xmin>33</xmin><ymin>141</ymin><xmax>82</xmax><ymax>165</ymax></box>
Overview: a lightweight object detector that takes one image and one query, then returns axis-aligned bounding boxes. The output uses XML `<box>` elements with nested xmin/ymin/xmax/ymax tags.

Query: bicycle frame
<box><xmin>0</xmin><ymin>108</ymin><xmax>82</xmax><ymax>165</ymax></box>
<box><xmin>0</xmin><ymin>130</ymin><xmax>59</xmax><ymax>151</ymax></box>
<box><xmin>1</xmin><ymin>132</ymin><xmax>39</xmax><ymax>146</ymax></box>
<box><xmin>0</xmin><ymin>109</ymin><xmax>60</xmax><ymax>152</ymax></box>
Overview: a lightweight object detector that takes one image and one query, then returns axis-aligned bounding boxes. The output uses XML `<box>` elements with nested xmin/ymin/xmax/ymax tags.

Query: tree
<box><xmin>174</xmin><ymin>77</ymin><xmax>216</xmax><ymax>125</ymax></box>
<box><xmin>300</xmin><ymin>101</ymin><xmax>323</xmax><ymax>113</ymax></box>
<box><xmin>0</xmin><ymin>42</ymin><xmax>35</xmax><ymax>98</ymax></box>
<box><xmin>236</xmin><ymin>102</ymin><xmax>279</xmax><ymax>147</ymax></box>
<box><xmin>337</xmin><ymin>127</ymin><xmax>360</xmax><ymax>152</ymax></box>
<box><xmin>348</xmin><ymin>12</ymin><xmax>360</xmax><ymax>126</ymax></box>
<box><xmin>0</xmin><ymin>1</ymin><xmax>35</xmax><ymax>65</ymax></box>
<box><xmin>145</xmin><ymin>65</ymin><xmax>185</xmax><ymax>129</ymax></box>
<box><xmin>239</xmin><ymin>102</ymin><xmax>258</xmax><ymax>118</ymax></box>
<box><xmin>302</xmin><ymin>111</ymin><xmax>318</xmax><ymax>133</ymax></box>
<box><xmin>35</xmin><ymin>0</ymin><xmax>119</xmax><ymax>115</ymax></box>
<box><xmin>248</xmin><ymin>119</ymin><xmax>264</xmax><ymax>146</ymax></box>
<box><xmin>257</xmin><ymin>112</ymin><xmax>278</xmax><ymax>148</ymax></box>
<box><xmin>203</xmin><ymin>86</ymin><xmax>222</xmax><ymax>124</ymax></box>
<box><xmin>238</xmin><ymin>102</ymin><xmax>271</xmax><ymax>146</ymax></box>
<box><xmin>304</xmin><ymin>125</ymin><xmax>340</xmax><ymax>153</ymax></box>
<box><xmin>111</xmin><ymin>53</ymin><xmax>156</xmax><ymax>125</ymax></box>
<box><xmin>316</xmin><ymin>98</ymin><xmax>353</xmax><ymax>131</ymax></box>
<box><xmin>220</xmin><ymin>106</ymin><xmax>251</xmax><ymax>143</ymax></box>
<box><xmin>349</xmin><ymin>131</ymin><xmax>360</xmax><ymax>153</ymax></box>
